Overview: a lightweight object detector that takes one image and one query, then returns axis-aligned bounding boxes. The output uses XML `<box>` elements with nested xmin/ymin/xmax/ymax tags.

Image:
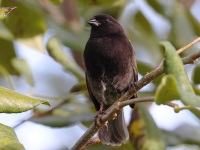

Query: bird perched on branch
<box><xmin>84</xmin><ymin>14</ymin><xmax>138</xmax><ymax>146</ymax></box>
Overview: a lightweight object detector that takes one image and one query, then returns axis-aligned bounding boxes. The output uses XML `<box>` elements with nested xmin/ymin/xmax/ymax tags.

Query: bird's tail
<box><xmin>98</xmin><ymin>109</ymin><xmax>129</xmax><ymax>146</ymax></box>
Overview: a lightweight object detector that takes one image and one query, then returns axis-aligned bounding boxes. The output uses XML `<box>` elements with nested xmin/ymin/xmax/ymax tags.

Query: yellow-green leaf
<box><xmin>0</xmin><ymin>38</ymin><xmax>18</xmax><ymax>75</ymax></box>
<box><xmin>0</xmin><ymin>86</ymin><xmax>50</xmax><ymax>113</ymax></box>
<box><xmin>70</xmin><ymin>81</ymin><xmax>87</xmax><ymax>93</ymax></box>
<box><xmin>47</xmin><ymin>37</ymin><xmax>84</xmax><ymax>81</ymax></box>
<box><xmin>0</xmin><ymin>123</ymin><xmax>24</xmax><ymax>150</ymax></box>
<box><xmin>0</xmin><ymin>6</ymin><xmax>16</xmax><ymax>21</ymax></box>
<box><xmin>16</xmin><ymin>34</ymin><xmax>46</xmax><ymax>53</ymax></box>
<box><xmin>155</xmin><ymin>75</ymin><xmax>180</xmax><ymax>104</ymax></box>
<box><xmin>128</xmin><ymin>104</ymin><xmax>165</xmax><ymax>150</ymax></box>
<box><xmin>192</xmin><ymin>65</ymin><xmax>200</xmax><ymax>84</ymax></box>
<box><xmin>1</xmin><ymin>1</ymin><xmax>46</xmax><ymax>38</ymax></box>
<box><xmin>169</xmin><ymin>1</ymin><xmax>198</xmax><ymax>53</ymax></box>
<box><xmin>11</xmin><ymin>58</ymin><xmax>34</xmax><ymax>86</ymax></box>
<box><xmin>158</xmin><ymin>41</ymin><xmax>200</xmax><ymax>107</ymax></box>
<box><xmin>0</xmin><ymin>65</ymin><xmax>14</xmax><ymax>90</ymax></box>
<box><xmin>137</xmin><ymin>61</ymin><xmax>162</xmax><ymax>86</ymax></box>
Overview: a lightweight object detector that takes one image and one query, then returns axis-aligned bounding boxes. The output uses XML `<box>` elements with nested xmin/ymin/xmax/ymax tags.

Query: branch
<box><xmin>71</xmin><ymin>47</ymin><xmax>200</xmax><ymax>150</ymax></box>
<box><xmin>13</xmin><ymin>95</ymin><xmax>74</xmax><ymax>129</ymax></box>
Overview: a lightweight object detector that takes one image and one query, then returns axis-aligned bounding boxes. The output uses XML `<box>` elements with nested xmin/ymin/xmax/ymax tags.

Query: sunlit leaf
<box><xmin>0</xmin><ymin>6</ymin><xmax>16</xmax><ymax>21</ymax></box>
<box><xmin>47</xmin><ymin>37</ymin><xmax>84</xmax><ymax>81</ymax></box>
<box><xmin>0</xmin><ymin>86</ymin><xmax>50</xmax><ymax>113</ymax></box>
<box><xmin>159</xmin><ymin>41</ymin><xmax>200</xmax><ymax>107</ymax></box>
<box><xmin>11</xmin><ymin>58</ymin><xmax>34</xmax><ymax>86</ymax></box>
<box><xmin>192</xmin><ymin>65</ymin><xmax>200</xmax><ymax>84</ymax></box>
<box><xmin>128</xmin><ymin>104</ymin><xmax>165</xmax><ymax>150</ymax></box>
<box><xmin>0</xmin><ymin>22</ymin><xmax>13</xmax><ymax>40</ymax></box>
<box><xmin>0</xmin><ymin>123</ymin><xmax>24</xmax><ymax>150</ymax></box>
<box><xmin>16</xmin><ymin>34</ymin><xmax>46</xmax><ymax>53</ymax></box>
<box><xmin>155</xmin><ymin>75</ymin><xmax>180</xmax><ymax>104</ymax></box>
<box><xmin>70</xmin><ymin>81</ymin><xmax>87</xmax><ymax>93</ymax></box>
<box><xmin>1</xmin><ymin>1</ymin><xmax>46</xmax><ymax>38</ymax></box>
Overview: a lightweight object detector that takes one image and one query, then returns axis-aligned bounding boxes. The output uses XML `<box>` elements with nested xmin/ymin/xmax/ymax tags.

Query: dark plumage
<box><xmin>84</xmin><ymin>14</ymin><xmax>138</xmax><ymax>146</ymax></box>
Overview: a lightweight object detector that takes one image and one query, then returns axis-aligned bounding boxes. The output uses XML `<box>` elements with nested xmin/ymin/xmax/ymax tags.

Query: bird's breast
<box><xmin>84</xmin><ymin>36</ymin><xmax>133</xmax><ymax>105</ymax></box>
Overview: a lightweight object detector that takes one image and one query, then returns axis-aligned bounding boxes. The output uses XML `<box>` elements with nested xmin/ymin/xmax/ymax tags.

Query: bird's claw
<box><xmin>95</xmin><ymin>110</ymin><xmax>106</xmax><ymax>126</ymax></box>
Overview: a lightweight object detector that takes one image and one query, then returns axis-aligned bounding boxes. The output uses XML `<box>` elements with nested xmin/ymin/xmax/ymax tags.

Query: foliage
<box><xmin>0</xmin><ymin>0</ymin><xmax>200</xmax><ymax>149</ymax></box>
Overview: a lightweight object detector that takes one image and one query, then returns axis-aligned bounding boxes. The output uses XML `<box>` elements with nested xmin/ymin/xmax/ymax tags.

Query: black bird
<box><xmin>84</xmin><ymin>14</ymin><xmax>138</xmax><ymax>146</ymax></box>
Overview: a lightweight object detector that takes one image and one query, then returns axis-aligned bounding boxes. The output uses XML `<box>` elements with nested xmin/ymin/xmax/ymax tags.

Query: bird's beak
<box><xmin>87</xmin><ymin>18</ymin><xmax>101</xmax><ymax>26</ymax></box>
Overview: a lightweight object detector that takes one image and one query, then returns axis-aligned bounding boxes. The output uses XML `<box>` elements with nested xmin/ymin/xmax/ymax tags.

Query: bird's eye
<box><xmin>105</xmin><ymin>19</ymin><xmax>109</xmax><ymax>22</ymax></box>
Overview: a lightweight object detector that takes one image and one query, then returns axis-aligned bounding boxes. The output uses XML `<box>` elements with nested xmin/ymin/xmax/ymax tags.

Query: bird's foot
<box><xmin>112</xmin><ymin>113</ymin><xmax>117</xmax><ymax>120</ymax></box>
<box><xmin>129</xmin><ymin>82</ymin><xmax>138</xmax><ymax>93</ymax></box>
<box><xmin>129</xmin><ymin>82</ymin><xmax>138</xmax><ymax>109</ymax></box>
<box><xmin>95</xmin><ymin>109</ymin><xmax>106</xmax><ymax>126</ymax></box>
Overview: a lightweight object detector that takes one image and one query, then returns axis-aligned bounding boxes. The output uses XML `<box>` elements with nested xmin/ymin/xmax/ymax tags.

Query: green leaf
<box><xmin>0</xmin><ymin>65</ymin><xmax>14</xmax><ymax>90</ymax></box>
<box><xmin>162</xmin><ymin>124</ymin><xmax>200</xmax><ymax>146</ymax></box>
<box><xmin>30</xmin><ymin>113</ymin><xmax>94</xmax><ymax>127</ymax></box>
<box><xmin>0</xmin><ymin>123</ymin><xmax>25</xmax><ymax>150</ymax></box>
<box><xmin>185</xmin><ymin>6</ymin><xmax>200</xmax><ymax>36</ymax></box>
<box><xmin>1</xmin><ymin>1</ymin><xmax>46</xmax><ymax>38</ymax></box>
<box><xmin>16</xmin><ymin>34</ymin><xmax>46</xmax><ymax>53</ymax></box>
<box><xmin>169</xmin><ymin>1</ymin><xmax>198</xmax><ymax>54</ymax></box>
<box><xmin>159</xmin><ymin>41</ymin><xmax>200</xmax><ymax>107</ymax></box>
<box><xmin>192</xmin><ymin>65</ymin><xmax>200</xmax><ymax>84</ymax></box>
<box><xmin>70</xmin><ymin>81</ymin><xmax>87</xmax><ymax>93</ymax></box>
<box><xmin>129</xmin><ymin>11</ymin><xmax>162</xmax><ymax>64</ymax></box>
<box><xmin>49</xmin><ymin>0</ymin><xmax>62</xmax><ymax>5</ymax></box>
<box><xmin>47</xmin><ymin>37</ymin><xmax>84</xmax><ymax>81</ymax></box>
<box><xmin>0</xmin><ymin>86</ymin><xmax>50</xmax><ymax>113</ymax></box>
<box><xmin>0</xmin><ymin>22</ymin><xmax>14</xmax><ymax>40</ymax></box>
<box><xmin>0</xmin><ymin>38</ymin><xmax>18</xmax><ymax>75</ymax></box>
<box><xmin>128</xmin><ymin>104</ymin><xmax>165</xmax><ymax>150</ymax></box>
<box><xmin>155</xmin><ymin>75</ymin><xmax>180</xmax><ymax>104</ymax></box>
<box><xmin>193</xmin><ymin>84</ymin><xmax>200</xmax><ymax>96</ymax></box>
<box><xmin>47</xmin><ymin>20</ymin><xmax>89</xmax><ymax>52</ymax></box>
<box><xmin>11</xmin><ymin>58</ymin><xmax>34</xmax><ymax>86</ymax></box>
<box><xmin>134</xmin><ymin>11</ymin><xmax>154</xmax><ymax>36</ymax></box>
<box><xmin>146</xmin><ymin>0</ymin><xmax>166</xmax><ymax>16</ymax></box>
<box><xmin>137</xmin><ymin>61</ymin><xmax>162</xmax><ymax>86</ymax></box>
<box><xmin>0</xmin><ymin>7</ymin><xmax>16</xmax><ymax>21</ymax></box>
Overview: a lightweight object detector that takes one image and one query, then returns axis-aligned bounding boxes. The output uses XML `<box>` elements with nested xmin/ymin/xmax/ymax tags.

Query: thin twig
<box><xmin>13</xmin><ymin>96</ymin><xmax>73</xmax><ymax>129</ymax></box>
<box><xmin>165</xmin><ymin>102</ymin><xmax>180</xmax><ymax>108</ymax></box>
<box><xmin>176</xmin><ymin>37</ymin><xmax>200</xmax><ymax>54</ymax></box>
<box><xmin>119</xmin><ymin>96</ymin><xmax>155</xmax><ymax>108</ymax></box>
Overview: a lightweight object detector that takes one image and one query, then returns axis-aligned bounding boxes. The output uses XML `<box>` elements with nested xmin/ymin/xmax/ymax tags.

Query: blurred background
<box><xmin>0</xmin><ymin>0</ymin><xmax>200</xmax><ymax>149</ymax></box>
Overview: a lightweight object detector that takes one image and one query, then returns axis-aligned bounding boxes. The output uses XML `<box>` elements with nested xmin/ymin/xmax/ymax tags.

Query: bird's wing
<box><xmin>86</xmin><ymin>73</ymin><xmax>100</xmax><ymax>111</ymax></box>
<box><xmin>129</xmin><ymin>47</ymin><xmax>138</xmax><ymax>108</ymax></box>
<box><xmin>132</xmin><ymin>48</ymin><xmax>138</xmax><ymax>83</ymax></box>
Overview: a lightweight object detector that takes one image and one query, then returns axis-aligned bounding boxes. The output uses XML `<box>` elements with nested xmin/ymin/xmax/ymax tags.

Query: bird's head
<box><xmin>88</xmin><ymin>14</ymin><xmax>125</xmax><ymax>38</ymax></box>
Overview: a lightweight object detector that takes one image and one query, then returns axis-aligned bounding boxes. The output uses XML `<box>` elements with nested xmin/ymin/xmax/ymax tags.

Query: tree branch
<box><xmin>71</xmin><ymin>49</ymin><xmax>200</xmax><ymax>150</ymax></box>
<box><xmin>13</xmin><ymin>95</ymin><xmax>74</xmax><ymax>129</ymax></box>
